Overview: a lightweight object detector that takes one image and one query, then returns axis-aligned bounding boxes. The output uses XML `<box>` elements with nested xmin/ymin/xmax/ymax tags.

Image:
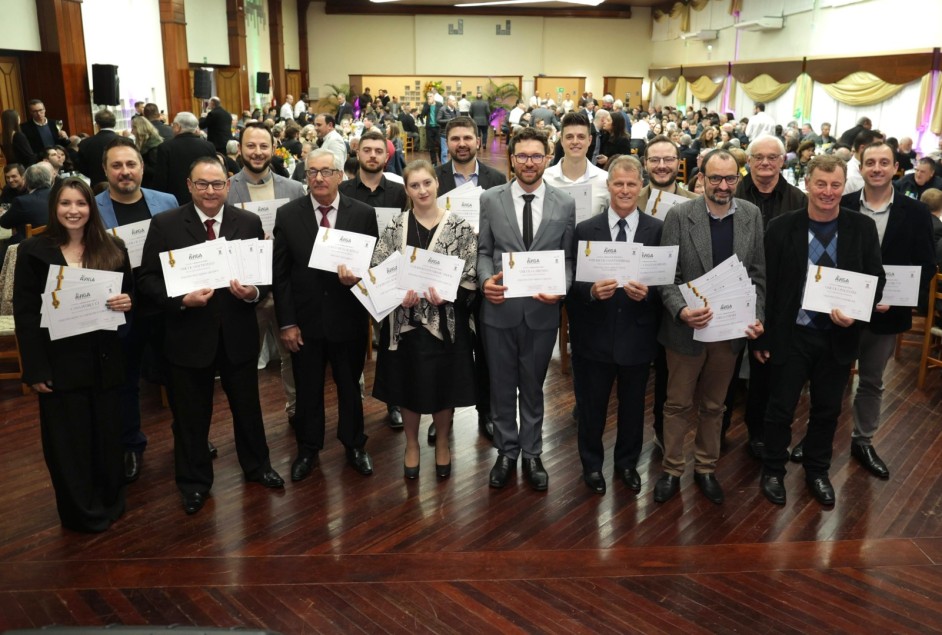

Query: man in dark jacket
<box><xmin>154</xmin><ymin>112</ymin><xmax>218</xmax><ymax>204</ymax></box>
<box><xmin>20</xmin><ymin>99</ymin><xmax>67</xmax><ymax>160</ymax></box>
<box><xmin>0</xmin><ymin>163</ymin><xmax>53</xmax><ymax>261</ymax></box>
<box><xmin>199</xmin><ymin>97</ymin><xmax>232</xmax><ymax>153</ymax></box>
<box><xmin>77</xmin><ymin>109</ymin><xmax>119</xmax><ymax>187</ymax></box>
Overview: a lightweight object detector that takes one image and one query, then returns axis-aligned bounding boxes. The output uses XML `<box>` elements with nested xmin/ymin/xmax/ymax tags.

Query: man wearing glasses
<box><xmin>272</xmin><ymin>149</ymin><xmax>379</xmax><ymax>481</ymax></box>
<box><xmin>139</xmin><ymin>157</ymin><xmax>285</xmax><ymax>515</ymax></box>
<box><xmin>478</xmin><ymin>127</ymin><xmax>576</xmax><ymax>491</ymax></box>
<box><xmin>654</xmin><ymin>149</ymin><xmax>766</xmax><ymax>504</ymax></box>
<box><xmin>20</xmin><ymin>99</ymin><xmax>68</xmax><ymax>162</ymax></box>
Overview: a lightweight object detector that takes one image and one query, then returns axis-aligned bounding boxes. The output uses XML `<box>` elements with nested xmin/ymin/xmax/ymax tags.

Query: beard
<box><xmin>244</xmin><ymin>157</ymin><xmax>272</xmax><ymax>175</ymax></box>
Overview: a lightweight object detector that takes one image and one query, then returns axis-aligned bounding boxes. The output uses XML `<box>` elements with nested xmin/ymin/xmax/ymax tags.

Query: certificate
<box><xmin>44</xmin><ymin>279</ymin><xmax>126</xmax><ymax>341</ymax></box>
<box><xmin>41</xmin><ymin>266</ymin><xmax>124</xmax><ymax>328</ymax></box>
<box><xmin>576</xmin><ymin>240</ymin><xmax>637</xmax><ymax>285</ymax></box>
<box><xmin>240</xmin><ymin>198</ymin><xmax>290</xmax><ymax>236</ymax></box>
<box><xmin>880</xmin><ymin>265</ymin><xmax>920</xmax><ymax>307</ymax></box>
<box><xmin>110</xmin><ymin>219</ymin><xmax>150</xmax><ymax>268</ymax></box>
<box><xmin>375</xmin><ymin>207</ymin><xmax>402</xmax><ymax>232</ymax></box>
<box><xmin>635</xmin><ymin>246</ymin><xmax>679</xmax><ymax>286</ymax></box>
<box><xmin>399</xmin><ymin>247</ymin><xmax>464</xmax><ymax>302</ymax></box>
<box><xmin>307</xmin><ymin>226</ymin><xmax>377</xmax><ymax>277</ymax></box>
<box><xmin>643</xmin><ymin>188</ymin><xmax>690</xmax><ymax>219</ymax></box>
<box><xmin>446</xmin><ymin>195</ymin><xmax>481</xmax><ymax>233</ymax></box>
<box><xmin>693</xmin><ymin>291</ymin><xmax>756</xmax><ymax>342</ymax></box>
<box><xmin>350</xmin><ymin>280</ymin><xmax>398</xmax><ymax>323</ymax></box>
<box><xmin>801</xmin><ymin>264</ymin><xmax>878</xmax><ymax>322</ymax></box>
<box><xmin>502</xmin><ymin>250</ymin><xmax>566</xmax><ymax>298</ymax></box>
<box><xmin>557</xmin><ymin>183</ymin><xmax>594</xmax><ymax>224</ymax></box>
<box><xmin>362</xmin><ymin>251</ymin><xmax>406</xmax><ymax>313</ymax></box>
<box><xmin>160</xmin><ymin>240</ymin><xmax>234</xmax><ymax>298</ymax></box>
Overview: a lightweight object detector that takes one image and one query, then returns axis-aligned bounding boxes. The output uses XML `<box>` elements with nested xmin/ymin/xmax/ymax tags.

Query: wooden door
<box><xmin>604</xmin><ymin>77</ymin><xmax>644</xmax><ymax>110</ymax></box>
<box><xmin>286</xmin><ymin>70</ymin><xmax>301</xmax><ymax>100</ymax></box>
<box><xmin>217</xmin><ymin>68</ymin><xmax>246</xmax><ymax>115</ymax></box>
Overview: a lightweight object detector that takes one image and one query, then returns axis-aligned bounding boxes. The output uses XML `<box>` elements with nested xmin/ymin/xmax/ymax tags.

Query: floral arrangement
<box><xmin>274</xmin><ymin>146</ymin><xmax>292</xmax><ymax>161</ymax></box>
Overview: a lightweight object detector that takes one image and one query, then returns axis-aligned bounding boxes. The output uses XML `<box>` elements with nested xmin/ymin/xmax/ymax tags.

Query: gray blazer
<box><xmin>477</xmin><ymin>181</ymin><xmax>576</xmax><ymax>330</ymax></box>
<box><xmin>658</xmin><ymin>196</ymin><xmax>766</xmax><ymax>356</ymax></box>
<box><xmin>226</xmin><ymin>170</ymin><xmax>305</xmax><ymax>207</ymax></box>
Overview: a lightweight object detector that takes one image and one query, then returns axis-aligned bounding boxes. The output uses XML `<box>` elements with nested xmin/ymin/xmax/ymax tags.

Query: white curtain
<box><xmin>732</xmin><ymin>81</ymin><xmax>799</xmax><ymax>125</ymax></box>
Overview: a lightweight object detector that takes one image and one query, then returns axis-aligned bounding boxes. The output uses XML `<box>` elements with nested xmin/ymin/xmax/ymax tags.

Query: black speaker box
<box><xmin>91</xmin><ymin>64</ymin><xmax>119</xmax><ymax>106</ymax></box>
<box><xmin>193</xmin><ymin>69</ymin><xmax>213</xmax><ymax>99</ymax></box>
<box><xmin>257</xmin><ymin>71</ymin><xmax>271</xmax><ymax>94</ymax></box>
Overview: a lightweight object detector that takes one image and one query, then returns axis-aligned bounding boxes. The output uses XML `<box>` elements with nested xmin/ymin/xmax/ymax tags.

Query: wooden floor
<box><xmin>2</xmin><ymin>141</ymin><xmax>942</xmax><ymax>633</ymax></box>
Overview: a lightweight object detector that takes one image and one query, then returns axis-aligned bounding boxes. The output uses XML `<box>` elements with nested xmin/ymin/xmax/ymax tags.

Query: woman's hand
<box><xmin>107</xmin><ymin>293</ymin><xmax>132</xmax><ymax>312</ymax></box>
<box><xmin>401</xmin><ymin>290</ymin><xmax>420</xmax><ymax>308</ymax></box>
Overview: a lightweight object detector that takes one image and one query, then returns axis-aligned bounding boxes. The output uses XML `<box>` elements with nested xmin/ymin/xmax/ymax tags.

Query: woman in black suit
<box><xmin>13</xmin><ymin>177</ymin><xmax>133</xmax><ymax>533</ymax></box>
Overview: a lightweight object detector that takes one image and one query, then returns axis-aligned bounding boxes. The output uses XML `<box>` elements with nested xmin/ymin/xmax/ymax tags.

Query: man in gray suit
<box><xmin>655</xmin><ymin>149</ymin><xmax>766</xmax><ymax>505</ymax></box>
<box><xmin>478</xmin><ymin>127</ymin><xmax>576</xmax><ymax>491</ymax></box>
<box><xmin>468</xmin><ymin>94</ymin><xmax>491</xmax><ymax>149</ymax></box>
<box><xmin>227</xmin><ymin>122</ymin><xmax>305</xmax><ymax>425</ymax></box>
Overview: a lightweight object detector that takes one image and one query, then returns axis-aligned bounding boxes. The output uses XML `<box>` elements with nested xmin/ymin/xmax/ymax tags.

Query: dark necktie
<box><xmin>522</xmin><ymin>194</ymin><xmax>535</xmax><ymax>249</ymax></box>
<box><xmin>204</xmin><ymin>218</ymin><xmax>216</xmax><ymax>240</ymax></box>
<box><xmin>318</xmin><ymin>205</ymin><xmax>331</xmax><ymax>228</ymax></box>
<box><xmin>616</xmin><ymin>218</ymin><xmax>628</xmax><ymax>242</ymax></box>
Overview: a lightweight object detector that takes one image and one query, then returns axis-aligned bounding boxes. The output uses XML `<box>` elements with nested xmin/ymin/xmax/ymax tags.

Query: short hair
<box><xmin>821</xmin><ymin>121</ymin><xmax>831</xmax><ymax>128</ymax></box>
<box><xmin>559</xmin><ymin>112</ymin><xmax>590</xmax><ymax>134</ymax></box>
<box><xmin>700</xmin><ymin>149</ymin><xmax>737</xmax><ymax>175</ymax></box>
<box><xmin>284</xmin><ymin>124</ymin><xmax>301</xmax><ymax>140</ymax></box>
<box><xmin>754</xmin><ymin>102</ymin><xmax>766</xmax><ymax>112</ymax></box>
<box><xmin>606</xmin><ymin>155</ymin><xmax>643</xmax><ymax>181</ymax></box>
<box><xmin>916</xmin><ymin>157</ymin><xmax>936</xmax><ymax>169</ymax></box>
<box><xmin>358</xmin><ymin>129</ymin><xmax>387</xmax><ymax>146</ymax></box>
<box><xmin>857</xmin><ymin>116</ymin><xmax>872</xmax><ymax>126</ymax></box>
<box><xmin>226</xmin><ymin>140</ymin><xmax>239</xmax><ymax>154</ymax></box>
<box><xmin>445</xmin><ymin>115</ymin><xmax>477</xmax><ymax>137</ymax></box>
<box><xmin>102</xmin><ymin>136</ymin><xmax>142</xmax><ymax>166</ymax></box>
<box><xmin>853</xmin><ymin>129</ymin><xmax>878</xmax><ymax>151</ymax></box>
<box><xmin>188</xmin><ymin>156</ymin><xmax>227</xmax><ymax>179</ymax></box>
<box><xmin>94</xmin><ymin>109</ymin><xmax>116</xmax><ymax>129</ymax></box>
<box><xmin>919</xmin><ymin>188</ymin><xmax>942</xmax><ymax>213</ymax></box>
<box><xmin>4</xmin><ymin>163</ymin><xmax>24</xmax><ymax>177</ymax></box>
<box><xmin>42</xmin><ymin>146</ymin><xmax>59</xmax><ymax>160</ymax></box>
<box><xmin>644</xmin><ymin>135</ymin><xmax>679</xmax><ymax>160</ymax></box>
<box><xmin>24</xmin><ymin>163</ymin><xmax>54</xmax><ymax>190</ymax></box>
<box><xmin>316</xmin><ymin>113</ymin><xmax>336</xmax><ymax>127</ymax></box>
<box><xmin>241</xmin><ymin>121</ymin><xmax>274</xmax><ymax>146</ymax></box>
<box><xmin>174</xmin><ymin>112</ymin><xmax>199</xmax><ymax>132</ymax></box>
<box><xmin>746</xmin><ymin>134</ymin><xmax>785</xmax><ymax>157</ymax></box>
<box><xmin>209</xmin><ymin>97</ymin><xmax>221</xmax><ymax>108</ymax></box>
<box><xmin>28</xmin><ymin>99</ymin><xmax>44</xmax><ymax>108</ymax></box>
<box><xmin>860</xmin><ymin>141</ymin><xmax>895</xmax><ymax>164</ymax></box>
<box><xmin>143</xmin><ymin>103</ymin><xmax>161</xmax><ymax>119</ymax></box>
<box><xmin>508</xmin><ymin>127</ymin><xmax>550</xmax><ymax>155</ymax></box>
<box><xmin>306</xmin><ymin>148</ymin><xmax>343</xmax><ymax>171</ymax></box>
<box><xmin>806</xmin><ymin>154</ymin><xmax>847</xmax><ymax>180</ymax></box>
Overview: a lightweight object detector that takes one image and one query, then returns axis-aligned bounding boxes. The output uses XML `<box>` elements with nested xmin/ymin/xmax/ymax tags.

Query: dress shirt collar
<box><xmin>193</xmin><ymin>204</ymin><xmax>224</xmax><ymax>235</ymax></box>
<box><xmin>511</xmin><ymin>179</ymin><xmax>546</xmax><ymax>201</ymax></box>
<box><xmin>608</xmin><ymin>207</ymin><xmax>638</xmax><ymax>238</ymax></box>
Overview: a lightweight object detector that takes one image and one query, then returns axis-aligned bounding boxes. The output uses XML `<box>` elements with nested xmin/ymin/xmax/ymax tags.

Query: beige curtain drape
<box><xmin>688</xmin><ymin>76</ymin><xmax>725</xmax><ymax>102</ymax></box>
<box><xmin>725</xmin><ymin>76</ymin><xmax>736</xmax><ymax>112</ymax></box>
<box><xmin>820</xmin><ymin>71</ymin><xmax>906</xmax><ymax>107</ymax></box>
<box><xmin>676</xmin><ymin>76</ymin><xmax>688</xmax><ymax>108</ymax></box>
<box><xmin>792</xmin><ymin>73</ymin><xmax>813</xmax><ymax>124</ymax></box>
<box><xmin>655</xmin><ymin>76</ymin><xmax>678</xmax><ymax>96</ymax></box>
<box><xmin>652</xmin><ymin>0</ymin><xmax>712</xmax><ymax>32</ymax></box>
<box><xmin>740</xmin><ymin>74</ymin><xmax>793</xmax><ymax>103</ymax></box>
<box><xmin>931</xmin><ymin>74</ymin><xmax>942</xmax><ymax>135</ymax></box>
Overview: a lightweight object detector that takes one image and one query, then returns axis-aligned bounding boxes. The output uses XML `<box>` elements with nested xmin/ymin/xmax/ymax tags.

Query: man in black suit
<box><xmin>138</xmin><ymin>158</ymin><xmax>284</xmax><ymax>514</ymax></box>
<box><xmin>77</xmin><ymin>109</ymin><xmax>119</xmax><ymax>187</ymax></box>
<box><xmin>335</xmin><ymin>93</ymin><xmax>354</xmax><ymax>123</ymax></box>
<box><xmin>757</xmin><ymin>154</ymin><xmax>885</xmax><ymax>507</ymax></box>
<box><xmin>567</xmin><ymin>155</ymin><xmax>663</xmax><ymax>495</ymax></box>
<box><xmin>838</xmin><ymin>116</ymin><xmax>872</xmax><ymax>148</ymax></box>
<box><xmin>0</xmin><ymin>163</ymin><xmax>53</xmax><ymax>261</ymax></box>
<box><xmin>420</xmin><ymin>95</ymin><xmax>442</xmax><ymax>167</ymax></box>
<box><xmin>153</xmin><ymin>112</ymin><xmax>218</xmax><ymax>205</ymax></box>
<box><xmin>20</xmin><ymin>99</ymin><xmax>67</xmax><ymax>161</ymax></box>
<box><xmin>468</xmin><ymin>94</ymin><xmax>491</xmax><ymax>147</ymax></box>
<box><xmin>432</xmin><ymin>116</ymin><xmax>507</xmax><ymax>442</ymax></box>
<box><xmin>143</xmin><ymin>103</ymin><xmax>173</xmax><ymax>141</ymax></box>
<box><xmin>199</xmin><ymin>97</ymin><xmax>233</xmax><ymax>153</ymax></box>
<box><xmin>273</xmin><ymin>149</ymin><xmax>378</xmax><ymax>481</ymax></box>
<box><xmin>0</xmin><ymin>163</ymin><xmax>27</xmax><ymax>205</ymax></box>
<box><xmin>398</xmin><ymin>107</ymin><xmax>419</xmax><ymax>144</ymax></box>
<box><xmin>840</xmin><ymin>142</ymin><xmax>935</xmax><ymax>479</ymax></box>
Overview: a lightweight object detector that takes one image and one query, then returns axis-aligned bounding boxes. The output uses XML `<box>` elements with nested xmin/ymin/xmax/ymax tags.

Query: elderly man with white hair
<box><xmin>154</xmin><ymin>112</ymin><xmax>218</xmax><ymax>204</ymax></box>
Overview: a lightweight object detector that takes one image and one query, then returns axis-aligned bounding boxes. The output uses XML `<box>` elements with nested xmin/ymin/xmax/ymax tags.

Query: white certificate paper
<box><xmin>362</xmin><ymin>251</ymin><xmax>406</xmax><ymax>313</ymax></box>
<box><xmin>398</xmin><ymin>247</ymin><xmax>464</xmax><ymax>302</ymax></box>
<box><xmin>576</xmin><ymin>240</ymin><xmax>637</xmax><ymax>286</ymax></box>
<box><xmin>375</xmin><ymin>207</ymin><xmax>402</xmax><ymax>233</ymax></box>
<box><xmin>41</xmin><ymin>266</ymin><xmax>124</xmax><ymax>328</ymax></box>
<box><xmin>635</xmin><ymin>246</ymin><xmax>679</xmax><ymax>286</ymax></box>
<box><xmin>160</xmin><ymin>240</ymin><xmax>234</xmax><ymax>298</ymax></box>
<box><xmin>558</xmin><ymin>183</ymin><xmax>594</xmax><ymax>224</ymax></box>
<box><xmin>643</xmin><ymin>188</ymin><xmax>690</xmax><ymax>219</ymax></box>
<box><xmin>308</xmin><ymin>226</ymin><xmax>377</xmax><ymax>277</ymax></box>
<box><xmin>44</xmin><ymin>279</ymin><xmax>126</xmax><ymax>341</ymax></box>
<box><xmin>240</xmin><ymin>198</ymin><xmax>290</xmax><ymax>236</ymax></box>
<box><xmin>693</xmin><ymin>291</ymin><xmax>756</xmax><ymax>342</ymax></box>
<box><xmin>880</xmin><ymin>265</ymin><xmax>920</xmax><ymax>307</ymax></box>
<box><xmin>502</xmin><ymin>250</ymin><xmax>566</xmax><ymax>298</ymax></box>
<box><xmin>446</xmin><ymin>195</ymin><xmax>481</xmax><ymax>233</ymax></box>
<box><xmin>110</xmin><ymin>219</ymin><xmax>150</xmax><ymax>268</ymax></box>
<box><xmin>801</xmin><ymin>264</ymin><xmax>878</xmax><ymax>322</ymax></box>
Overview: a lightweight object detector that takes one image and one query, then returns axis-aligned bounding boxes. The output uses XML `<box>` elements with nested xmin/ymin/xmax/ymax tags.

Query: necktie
<box><xmin>204</xmin><ymin>218</ymin><xmax>216</xmax><ymax>240</ymax></box>
<box><xmin>318</xmin><ymin>205</ymin><xmax>331</xmax><ymax>228</ymax></box>
<box><xmin>522</xmin><ymin>194</ymin><xmax>535</xmax><ymax>249</ymax></box>
<box><xmin>616</xmin><ymin>218</ymin><xmax>628</xmax><ymax>242</ymax></box>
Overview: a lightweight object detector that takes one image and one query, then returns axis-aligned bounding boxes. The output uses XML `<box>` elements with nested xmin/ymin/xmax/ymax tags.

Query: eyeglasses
<box><xmin>704</xmin><ymin>175</ymin><xmax>740</xmax><ymax>186</ymax></box>
<box><xmin>512</xmin><ymin>154</ymin><xmax>546</xmax><ymax>164</ymax></box>
<box><xmin>191</xmin><ymin>180</ymin><xmax>227</xmax><ymax>191</ymax></box>
<box><xmin>750</xmin><ymin>154</ymin><xmax>781</xmax><ymax>163</ymax></box>
<box><xmin>646</xmin><ymin>156</ymin><xmax>678</xmax><ymax>165</ymax></box>
<box><xmin>307</xmin><ymin>168</ymin><xmax>340</xmax><ymax>178</ymax></box>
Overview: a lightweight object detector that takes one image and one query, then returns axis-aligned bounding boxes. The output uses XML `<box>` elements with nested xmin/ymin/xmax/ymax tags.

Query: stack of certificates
<box><xmin>678</xmin><ymin>255</ymin><xmax>757</xmax><ymax>343</ymax></box>
<box><xmin>643</xmin><ymin>188</ymin><xmax>690</xmax><ymax>219</ymax></box>
<box><xmin>109</xmin><ymin>219</ymin><xmax>151</xmax><ymax>268</ymax></box>
<box><xmin>239</xmin><ymin>199</ymin><xmax>290</xmax><ymax>236</ymax></box>
<box><xmin>40</xmin><ymin>266</ymin><xmax>126</xmax><ymax>341</ymax></box>
<box><xmin>159</xmin><ymin>238</ymin><xmax>272</xmax><ymax>298</ymax></box>
<box><xmin>437</xmin><ymin>183</ymin><xmax>482</xmax><ymax>233</ymax></box>
<box><xmin>576</xmin><ymin>241</ymin><xmax>679</xmax><ymax>287</ymax></box>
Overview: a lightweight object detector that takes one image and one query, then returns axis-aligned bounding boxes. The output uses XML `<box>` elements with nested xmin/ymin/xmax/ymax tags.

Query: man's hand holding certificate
<box><xmin>577</xmin><ymin>240</ymin><xmax>679</xmax><ymax>287</ymax></box>
<box><xmin>879</xmin><ymin>265</ymin><xmax>920</xmax><ymax>307</ymax></box>
<box><xmin>677</xmin><ymin>255</ymin><xmax>763</xmax><ymax>341</ymax></box>
<box><xmin>308</xmin><ymin>226</ymin><xmax>377</xmax><ymax>278</ymax></box>
<box><xmin>501</xmin><ymin>250</ymin><xmax>566</xmax><ymax>299</ymax></box>
<box><xmin>160</xmin><ymin>240</ymin><xmax>233</xmax><ymax>298</ymax></box>
<box><xmin>801</xmin><ymin>264</ymin><xmax>878</xmax><ymax>322</ymax></box>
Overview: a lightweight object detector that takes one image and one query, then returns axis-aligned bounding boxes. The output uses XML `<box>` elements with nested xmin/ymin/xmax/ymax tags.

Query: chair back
<box><xmin>0</xmin><ymin>244</ymin><xmax>17</xmax><ymax>316</ymax></box>
<box><xmin>677</xmin><ymin>158</ymin><xmax>688</xmax><ymax>184</ymax></box>
<box><xmin>917</xmin><ymin>271</ymin><xmax>942</xmax><ymax>389</ymax></box>
<box><xmin>25</xmin><ymin>224</ymin><xmax>47</xmax><ymax>237</ymax></box>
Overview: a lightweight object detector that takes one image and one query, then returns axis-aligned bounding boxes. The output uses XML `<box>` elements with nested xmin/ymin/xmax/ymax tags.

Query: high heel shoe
<box><xmin>435</xmin><ymin>462</ymin><xmax>451</xmax><ymax>478</ymax></box>
<box><xmin>404</xmin><ymin>463</ymin><xmax>420</xmax><ymax>479</ymax></box>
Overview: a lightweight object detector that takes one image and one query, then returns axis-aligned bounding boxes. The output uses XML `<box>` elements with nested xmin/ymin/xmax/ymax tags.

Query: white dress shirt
<box><xmin>607</xmin><ymin>208</ymin><xmax>638</xmax><ymax>242</ymax></box>
<box><xmin>511</xmin><ymin>180</ymin><xmax>546</xmax><ymax>240</ymax></box>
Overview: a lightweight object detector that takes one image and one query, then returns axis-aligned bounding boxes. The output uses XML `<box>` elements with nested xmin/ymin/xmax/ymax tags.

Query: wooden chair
<box><xmin>895</xmin><ymin>309</ymin><xmax>926</xmax><ymax>358</ymax></box>
<box><xmin>0</xmin><ymin>244</ymin><xmax>29</xmax><ymax>395</ymax></box>
<box><xmin>917</xmin><ymin>272</ymin><xmax>942</xmax><ymax>389</ymax></box>
<box><xmin>25</xmin><ymin>224</ymin><xmax>47</xmax><ymax>237</ymax></box>
<box><xmin>676</xmin><ymin>158</ymin><xmax>688</xmax><ymax>184</ymax></box>
<box><xmin>401</xmin><ymin>133</ymin><xmax>415</xmax><ymax>157</ymax></box>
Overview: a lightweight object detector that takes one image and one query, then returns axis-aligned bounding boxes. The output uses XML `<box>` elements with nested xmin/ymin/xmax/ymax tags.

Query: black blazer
<box><xmin>137</xmin><ymin>203</ymin><xmax>267</xmax><ymax>368</ymax></box>
<box><xmin>153</xmin><ymin>133</ymin><xmax>218</xmax><ymax>205</ymax></box>
<box><xmin>841</xmin><ymin>190</ymin><xmax>937</xmax><ymax>333</ymax></box>
<box><xmin>566</xmin><ymin>212</ymin><xmax>663</xmax><ymax>366</ymax></box>
<box><xmin>336</xmin><ymin>102</ymin><xmax>354</xmax><ymax>122</ymax></box>
<box><xmin>20</xmin><ymin>119</ymin><xmax>63</xmax><ymax>159</ymax></box>
<box><xmin>5</xmin><ymin>130</ymin><xmax>37</xmax><ymax>165</ymax></box>
<box><xmin>0</xmin><ymin>187</ymin><xmax>51</xmax><ymax>243</ymax></box>
<box><xmin>434</xmin><ymin>160</ymin><xmax>507</xmax><ymax>195</ymax></box>
<box><xmin>398</xmin><ymin>112</ymin><xmax>418</xmax><ymax>134</ymax></box>
<box><xmin>760</xmin><ymin>207</ymin><xmax>885</xmax><ymax>365</ymax></box>
<box><xmin>13</xmin><ymin>234</ymin><xmax>131</xmax><ymax>389</ymax></box>
<box><xmin>199</xmin><ymin>106</ymin><xmax>233</xmax><ymax>152</ymax></box>
<box><xmin>77</xmin><ymin>130</ymin><xmax>119</xmax><ymax>186</ymax></box>
<box><xmin>272</xmin><ymin>193</ymin><xmax>378</xmax><ymax>342</ymax></box>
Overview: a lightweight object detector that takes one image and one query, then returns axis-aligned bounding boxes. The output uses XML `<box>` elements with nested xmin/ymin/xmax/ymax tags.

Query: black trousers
<box><xmin>573</xmin><ymin>354</ymin><xmax>650</xmax><ymax>472</ymax></box>
<box><xmin>426</xmin><ymin>126</ymin><xmax>441</xmax><ymax>165</ymax></box>
<box><xmin>477</xmin><ymin>125</ymin><xmax>489</xmax><ymax>146</ymax></box>
<box><xmin>762</xmin><ymin>327</ymin><xmax>851</xmax><ymax>480</ymax></box>
<box><xmin>723</xmin><ymin>347</ymin><xmax>772</xmax><ymax>440</ymax></box>
<box><xmin>292</xmin><ymin>335</ymin><xmax>368</xmax><ymax>454</ymax></box>
<box><xmin>167</xmin><ymin>335</ymin><xmax>272</xmax><ymax>495</ymax></box>
<box><xmin>118</xmin><ymin>311</ymin><xmax>164</xmax><ymax>453</ymax></box>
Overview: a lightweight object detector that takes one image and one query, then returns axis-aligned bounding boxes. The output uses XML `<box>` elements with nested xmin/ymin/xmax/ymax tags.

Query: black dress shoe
<box><xmin>427</xmin><ymin>423</ymin><xmax>437</xmax><ymax>445</ymax></box>
<box><xmin>653</xmin><ymin>473</ymin><xmax>680</xmax><ymax>503</ymax></box>
<box><xmin>124</xmin><ymin>450</ymin><xmax>141</xmax><ymax>483</ymax></box>
<box><xmin>694</xmin><ymin>472</ymin><xmax>725</xmax><ymax>504</ymax></box>
<box><xmin>346</xmin><ymin>447</ymin><xmax>374</xmax><ymax>475</ymax></box>
<box><xmin>747</xmin><ymin>437</ymin><xmax>765</xmax><ymax>460</ymax></box>
<box><xmin>403</xmin><ymin>463</ymin><xmax>419</xmax><ymax>479</ymax></box>
<box><xmin>807</xmin><ymin>476</ymin><xmax>835</xmax><ymax>506</ymax></box>
<box><xmin>208</xmin><ymin>441</ymin><xmax>218</xmax><ymax>459</ymax></box>
<box><xmin>489</xmin><ymin>455</ymin><xmax>515</xmax><ymax>488</ymax></box>
<box><xmin>616</xmin><ymin>467</ymin><xmax>641</xmax><ymax>491</ymax></box>
<box><xmin>435</xmin><ymin>462</ymin><xmax>452</xmax><ymax>479</ymax></box>
<box><xmin>522</xmin><ymin>457</ymin><xmax>549</xmax><ymax>491</ymax></box>
<box><xmin>583</xmin><ymin>471</ymin><xmax>606</xmax><ymax>494</ymax></box>
<box><xmin>478</xmin><ymin>414</ymin><xmax>495</xmax><ymax>440</ymax></box>
<box><xmin>851</xmin><ymin>443</ymin><xmax>889</xmax><ymax>479</ymax></box>
<box><xmin>182</xmin><ymin>491</ymin><xmax>207</xmax><ymax>515</ymax></box>
<box><xmin>760</xmin><ymin>473</ymin><xmax>786</xmax><ymax>505</ymax></box>
<box><xmin>291</xmin><ymin>452</ymin><xmax>317</xmax><ymax>482</ymax></box>
<box><xmin>247</xmin><ymin>468</ymin><xmax>285</xmax><ymax>488</ymax></box>
<box><xmin>387</xmin><ymin>406</ymin><xmax>403</xmax><ymax>430</ymax></box>
<box><xmin>789</xmin><ymin>441</ymin><xmax>804</xmax><ymax>463</ymax></box>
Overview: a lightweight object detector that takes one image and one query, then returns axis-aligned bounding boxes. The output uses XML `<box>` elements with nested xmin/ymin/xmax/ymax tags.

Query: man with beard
<box><xmin>338</xmin><ymin>129</ymin><xmax>408</xmax><ymax>430</ymax></box>
<box><xmin>478</xmin><ymin>127</ymin><xmax>576</xmax><ymax>491</ymax></box>
<box><xmin>313</xmin><ymin>114</ymin><xmax>348</xmax><ymax>169</ymax></box>
<box><xmin>430</xmin><ymin>116</ymin><xmax>507</xmax><ymax>444</ymax></box>
<box><xmin>227</xmin><ymin>122</ymin><xmax>305</xmax><ymax>428</ymax></box>
<box><xmin>95</xmin><ymin>137</ymin><xmax>179</xmax><ymax>482</ymax></box>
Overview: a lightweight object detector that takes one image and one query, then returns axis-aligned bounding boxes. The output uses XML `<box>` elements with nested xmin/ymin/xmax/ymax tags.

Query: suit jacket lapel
<box><xmin>499</xmin><ymin>186</ymin><xmax>524</xmax><ymax>250</ymax></box>
<box><xmin>732</xmin><ymin>207</ymin><xmax>755</xmax><ymax>262</ymax></box>
<box><xmin>634</xmin><ymin>213</ymin><xmax>656</xmax><ymax>246</ymax></box>
<box><xmin>184</xmin><ymin>204</ymin><xmax>209</xmax><ymax>244</ymax></box>
<box><xmin>881</xmin><ymin>198</ymin><xmax>905</xmax><ymax>255</ymax></box>
<box><xmin>220</xmin><ymin>205</ymin><xmax>241</xmax><ymax>241</ymax></box>
<box><xmin>530</xmin><ymin>187</ymin><xmax>556</xmax><ymax>248</ymax></box>
<box><xmin>688</xmin><ymin>202</ymin><xmax>713</xmax><ymax>272</ymax></box>
<box><xmin>296</xmin><ymin>196</ymin><xmax>319</xmax><ymax>241</ymax></box>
